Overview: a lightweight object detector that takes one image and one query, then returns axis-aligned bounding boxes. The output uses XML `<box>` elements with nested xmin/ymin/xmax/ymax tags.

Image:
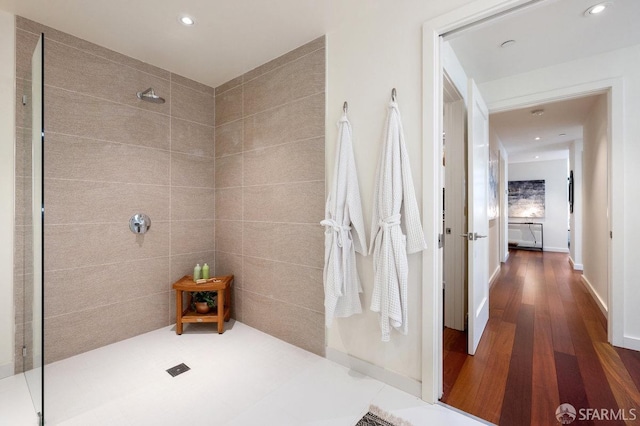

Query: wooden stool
<box><xmin>172</xmin><ymin>275</ymin><xmax>233</xmax><ymax>334</ymax></box>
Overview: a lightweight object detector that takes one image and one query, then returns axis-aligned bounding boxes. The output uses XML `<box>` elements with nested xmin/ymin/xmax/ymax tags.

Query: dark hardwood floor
<box><xmin>441</xmin><ymin>250</ymin><xmax>640</xmax><ymax>425</ymax></box>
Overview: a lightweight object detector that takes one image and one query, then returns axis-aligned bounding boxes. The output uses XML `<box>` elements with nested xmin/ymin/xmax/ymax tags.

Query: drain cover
<box><xmin>166</xmin><ymin>363</ymin><xmax>190</xmax><ymax>377</ymax></box>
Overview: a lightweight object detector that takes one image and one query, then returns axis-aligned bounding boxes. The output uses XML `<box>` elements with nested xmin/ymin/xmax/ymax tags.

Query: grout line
<box><xmin>216</xmin><ymin>219</ymin><xmax>321</xmax><ymax>226</ymax></box>
<box><xmin>44</xmin><ymin>290</ymin><xmax>173</xmax><ymax>320</ymax></box>
<box><xmin>44</xmin><ymin>255</ymin><xmax>171</xmax><ymax>273</ymax></box>
<box><xmin>45</xmin><ymin>84</ymin><xmax>172</xmax><ymax>118</ymax></box>
<box><xmin>242</xmin><ymin>135</ymin><xmax>324</xmax><ymax>155</ymax></box>
<box><xmin>44</xmin><ymin>177</ymin><xmax>170</xmax><ymax>187</ymax></box>
<box><xmin>43</xmin><ymin>248</ymin><xmax>217</xmax><ymax>274</ymax></box>
<box><xmin>213</xmin><ymin>90</ymin><xmax>323</xmax><ymax>130</ymax></box>
<box><xmin>45</xmin><ymin>220</ymin><xmax>172</xmax><ymax>227</ymax></box>
<box><xmin>241</xmin><ymin>90</ymin><xmax>324</xmax><ymax>121</ymax></box>
<box><xmin>214</xmin><ymin>79</ymin><xmax>242</xmax><ymax>97</ymax></box>
<box><xmin>169</xmin><ymin>184</ymin><xmax>216</xmax><ymax>189</ymax></box>
<box><xmin>240</xmin><ymin>287</ymin><xmax>324</xmax><ymax>315</ymax></box>
<box><xmin>18</xmin><ymin>28</ymin><xmax>171</xmax><ymax>82</ymax></box>
<box><xmin>170</xmin><ymin>115</ymin><xmax>216</xmax><ymax>129</ymax></box>
<box><xmin>168</xmin><ymin>76</ymin><xmax>215</xmax><ymax>98</ymax></box>
<box><xmin>45</xmin><ymin>130</ymin><xmax>171</xmax><ymax>154</ymax></box>
<box><xmin>215</xmin><ymin>179</ymin><xmax>324</xmax><ymax>190</ymax></box>
<box><xmin>241</xmin><ymin>46</ymin><xmax>325</xmax><ymax>86</ymax></box>
<box><xmin>245</xmin><ymin>178</ymin><xmax>325</xmax><ymax>188</ymax></box>
<box><xmin>214</xmin><ymin>135</ymin><xmax>323</xmax><ymax>161</ymax></box>
<box><xmin>215</xmin><ymin>251</ymin><xmax>323</xmax><ymax>271</ymax></box>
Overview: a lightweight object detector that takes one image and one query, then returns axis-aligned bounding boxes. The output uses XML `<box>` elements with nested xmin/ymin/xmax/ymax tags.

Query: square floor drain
<box><xmin>166</xmin><ymin>363</ymin><xmax>190</xmax><ymax>377</ymax></box>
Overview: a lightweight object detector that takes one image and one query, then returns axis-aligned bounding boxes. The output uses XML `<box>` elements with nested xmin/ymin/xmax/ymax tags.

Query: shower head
<box><xmin>136</xmin><ymin>87</ymin><xmax>165</xmax><ymax>104</ymax></box>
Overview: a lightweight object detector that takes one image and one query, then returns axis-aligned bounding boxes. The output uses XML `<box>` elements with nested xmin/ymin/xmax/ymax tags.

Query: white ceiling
<box><xmin>2</xmin><ymin>0</ymin><xmax>638</xmax><ymax>162</ymax></box>
<box><xmin>490</xmin><ymin>94</ymin><xmax>602</xmax><ymax>163</ymax></box>
<box><xmin>0</xmin><ymin>0</ymin><xmax>360</xmax><ymax>88</ymax></box>
<box><xmin>447</xmin><ymin>0</ymin><xmax>640</xmax><ymax>163</ymax></box>
<box><xmin>447</xmin><ymin>0</ymin><xmax>640</xmax><ymax>84</ymax></box>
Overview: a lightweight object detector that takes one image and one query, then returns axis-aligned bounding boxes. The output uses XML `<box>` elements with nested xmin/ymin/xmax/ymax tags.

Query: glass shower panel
<box><xmin>23</xmin><ymin>33</ymin><xmax>44</xmax><ymax>425</ymax></box>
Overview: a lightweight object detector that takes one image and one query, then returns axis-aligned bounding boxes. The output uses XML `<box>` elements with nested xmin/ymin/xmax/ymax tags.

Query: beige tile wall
<box><xmin>214</xmin><ymin>37</ymin><xmax>326</xmax><ymax>356</ymax></box>
<box><xmin>14</xmin><ymin>17</ymin><xmax>216</xmax><ymax>366</ymax></box>
<box><xmin>13</xmin><ymin>18</ymin><xmax>325</xmax><ymax>368</ymax></box>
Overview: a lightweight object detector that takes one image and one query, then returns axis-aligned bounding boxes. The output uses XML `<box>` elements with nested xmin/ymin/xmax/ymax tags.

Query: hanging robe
<box><xmin>370</xmin><ymin>101</ymin><xmax>427</xmax><ymax>341</ymax></box>
<box><xmin>321</xmin><ymin>113</ymin><xmax>367</xmax><ymax>327</ymax></box>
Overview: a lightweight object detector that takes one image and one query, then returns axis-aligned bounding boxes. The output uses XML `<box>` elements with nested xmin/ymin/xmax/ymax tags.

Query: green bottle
<box><xmin>202</xmin><ymin>263</ymin><xmax>210</xmax><ymax>280</ymax></box>
<box><xmin>193</xmin><ymin>263</ymin><xmax>202</xmax><ymax>281</ymax></box>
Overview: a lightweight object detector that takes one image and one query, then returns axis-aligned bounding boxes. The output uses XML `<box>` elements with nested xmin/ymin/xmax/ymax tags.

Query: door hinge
<box><xmin>610</xmin><ymin>231</ymin><xmax>613</xmax><ymax>239</ymax></box>
<box><xmin>22</xmin><ymin>95</ymin><xmax>27</xmax><ymax>106</ymax></box>
<box><xmin>22</xmin><ymin>346</ymin><xmax>27</xmax><ymax>357</ymax></box>
<box><xmin>438</xmin><ymin>233</ymin><xmax>443</xmax><ymax>248</ymax></box>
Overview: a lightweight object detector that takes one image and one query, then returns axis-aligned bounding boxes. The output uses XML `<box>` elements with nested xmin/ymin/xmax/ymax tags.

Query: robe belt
<box><xmin>321</xmin><ymin>219</ymin><xmax>352</xmax><ymax>248</ymax></box>
<box><xmin>321</xmin><ymin>218</ymin><xmax>353</xmax><ymax>296</ymax></box>
<box><xmin>378</xmin><ymin>214</ymin><xmax>401</xmax><ymax>231</ymax></box>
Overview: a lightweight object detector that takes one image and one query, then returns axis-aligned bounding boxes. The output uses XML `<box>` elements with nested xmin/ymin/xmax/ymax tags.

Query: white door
<box><xmin>466</xmin><ymin>79</ymin><xmax>490</xmax><ymax>355</ymax></box>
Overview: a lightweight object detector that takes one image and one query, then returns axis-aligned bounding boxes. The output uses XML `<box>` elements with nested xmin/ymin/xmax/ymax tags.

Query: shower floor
<box><xmin>1</xmin><ymin>320</ymin><xmax>486</xmax><ymax>425</ymax></box>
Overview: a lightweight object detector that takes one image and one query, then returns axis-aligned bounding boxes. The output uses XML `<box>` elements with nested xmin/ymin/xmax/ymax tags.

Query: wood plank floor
<box><xmin>441</xmin><ymin>250</ymin><xmax>640</xmax><ymax>425</ymax></box>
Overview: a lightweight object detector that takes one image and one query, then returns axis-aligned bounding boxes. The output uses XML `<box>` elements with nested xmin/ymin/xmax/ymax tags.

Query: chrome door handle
<box><xmin>461</xmin><ymin>233</ymin><xmax>486</xmax><ymax>240</ymax></box>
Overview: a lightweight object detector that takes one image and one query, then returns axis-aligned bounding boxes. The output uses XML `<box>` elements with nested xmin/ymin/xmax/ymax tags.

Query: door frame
<box><xmin>420</xmin><ymin>0</ymin><xmax>625</xmax><ymax>404</ymax></box>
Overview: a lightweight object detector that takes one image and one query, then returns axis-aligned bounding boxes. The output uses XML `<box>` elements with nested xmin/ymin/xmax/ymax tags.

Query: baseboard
<box><xmin>568</xmin><ymin>257</ymin><xmax>583</xmax><ymax>271</ymax></box>
<box><xmin>489</xmin><ymin>264</ymin><xmax>501</xmax><ymax>288</ymax></box>
<box><xmin>0</xmin><ymin>362</ymin><xmax>14</xmax><ymax>380</ymax></box>
<box><xmin>622</xmin><ymin>336</ymin><xmax>640</xmax><ymax>351</ymax></box>
<box><xmin>325</xmin><ymin>347</ymin><xmax>421</xmax><ymax>397</ymax></box>
<box><xmin>503</xmin><ymin>251</ymin><xmax>509</xmax><ymax>263</ymax></box>
<box><xmin>581</xmin><ymin>275</ymin><xmax>608</xmax><ymax>318</ymax></box>
<box><xmin>543</xmin><ymin>247</ymin><xmax>570</xmax><ymax>253</ymax></box>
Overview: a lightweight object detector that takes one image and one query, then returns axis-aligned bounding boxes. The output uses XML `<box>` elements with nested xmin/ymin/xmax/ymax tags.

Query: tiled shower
<box><xmin>13</xmin><ymin>14</ymin><xmax>325</xmax><ymax>380</ymax></box>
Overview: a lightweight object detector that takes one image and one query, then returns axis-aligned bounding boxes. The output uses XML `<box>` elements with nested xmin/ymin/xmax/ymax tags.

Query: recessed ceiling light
<box><xmin>179</xmin><ymin>15</ymin><xmax>195</xmax><ymax>26</ymax></box>
<box><xmin>535</xmin><ymin>156</ymin><xmax>540</xmax><ymax>159</ymax></box>
<box><xmin>584</xmin><ymin>2</ymin><xmax>612</xmax><ymax>16</ymax></box>
<box><xmin>535</xmin><ymin>137</ymin><xmax>541</xmax><ymax>141</ymax></box>
<box><xmin>531</xmin><ymin>109</ymin><xmax>545</xmax><ymax>116</ymax></box>
<box><xmin>500</xmin><ymin>40</ymin><xmax>516</xmax><ymax>48</ymax></box>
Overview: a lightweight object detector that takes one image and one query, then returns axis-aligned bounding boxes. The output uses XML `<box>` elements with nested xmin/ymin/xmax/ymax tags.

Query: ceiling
<box><xmin>447</xmin><ymin>0</ymin><xmax>640</xmax><ymax>162</ymax></box>
<box><xmin>1</xmin><ymin>0</ymin><xmax>638</xmax><ymax>161</ymax></box>
<box><xmin>0</xmin><ymin>0</ymin><xmax>360</xmax><ymax>88</ymax></box>
<box><xmin>489</xmin><ymin>94</ymin><xmax>602</xmax><ymax>163</ymax></box>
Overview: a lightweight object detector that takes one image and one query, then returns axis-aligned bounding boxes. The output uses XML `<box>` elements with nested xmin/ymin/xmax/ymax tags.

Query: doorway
<box><xmin>442</xmin><ymin>73</ymin><xmax>467</xmax><ymax>335</ymax></box>
<box><xmin>422</xmin><ymin>0</ymin><xmax>626</xmax><ymax>405</ymax></box>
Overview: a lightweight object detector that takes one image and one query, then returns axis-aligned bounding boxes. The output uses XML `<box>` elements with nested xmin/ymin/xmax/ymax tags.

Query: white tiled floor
<box><xmin>1</xmin><ymin>321</ymin><xmax>488</xmax><ymax>425</ymax></box>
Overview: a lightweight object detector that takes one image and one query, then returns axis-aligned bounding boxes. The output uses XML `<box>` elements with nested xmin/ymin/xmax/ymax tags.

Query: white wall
<box><xmin>508</xmin><ymin>159</ymin><xmax>568</xmax><ymax>252</ymax></box>
<box><xmin>488</xmin><ymin>125</ymin><xmax>504</xmax><ymax>283</ymax></box>
<box><xmin>569</xmin><ymin>141</ymin><xmax>583</xmax><ymax>270</ymax></box>
<box><xmin>479</xmin><ymin>44</ymin><xmax>640</xmax><ymax>348</ymax></box>
<box><xmin>325</xmin><ymin>0</ymin><xmax>475</xmax><ymax>392</ymax></box>
<box><xmin>582</xmin><ymin>95</ymin><xmax>609</xmax><ymax>312</ymax></box>
<box><xmin>0</xmin><ymin>11</ymin><xmax>16</xmax><ymax>379</ymax></box>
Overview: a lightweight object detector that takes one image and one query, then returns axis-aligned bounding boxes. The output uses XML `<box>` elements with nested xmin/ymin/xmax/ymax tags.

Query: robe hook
<box><xmin>343</xmin><ymin>101</ymin><xmax>348</xmax><ymax>114</ymax></box>
<box><xmin>391</xmin><ymin>88</ymin><xmax>397</xmax><ymax>102</ymax></box>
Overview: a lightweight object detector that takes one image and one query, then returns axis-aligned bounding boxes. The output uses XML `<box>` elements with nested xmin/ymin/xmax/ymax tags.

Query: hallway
<box><xmin>441</xmin><ymin>250</ymin><xmax>640</xmax><ymax>425</ymax></box>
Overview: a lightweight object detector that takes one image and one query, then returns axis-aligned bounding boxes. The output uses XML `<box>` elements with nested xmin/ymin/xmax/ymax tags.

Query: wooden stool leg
<box><xmin>217</xmin><ymin>289</ymin><xmax>225</xmax><ymax>334</ymax></box>
<box><xmin>175</xmin><ymin>290</ymin><xmax>183</xmax><ymax>335</ymax></box>
<box><xmin>225</xmin><ymin>286</ymin><xmax>232</xmax><ymax>322</ymax></box>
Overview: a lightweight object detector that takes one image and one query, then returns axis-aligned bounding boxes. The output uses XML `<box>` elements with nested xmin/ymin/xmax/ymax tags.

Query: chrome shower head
<box><xmin>136</xmin><ymin>87</ymin><xmax>165</xmax><ymax>104</ymax></box>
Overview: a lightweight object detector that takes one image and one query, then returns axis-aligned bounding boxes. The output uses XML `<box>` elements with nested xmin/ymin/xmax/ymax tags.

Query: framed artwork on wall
<box><xmin>569</xmin><ymin>170</ymin><xmax>574</xmax><ymax>214</ymax></box>
<box><xmin>508</xmin><ymin>179</ymin><xmax>545</xmax><ymax>218</ymax></box>
<box><xmin>488</xmin><ymin>148</ymin><xmax>499</xmax><ymax>219</ymax></box>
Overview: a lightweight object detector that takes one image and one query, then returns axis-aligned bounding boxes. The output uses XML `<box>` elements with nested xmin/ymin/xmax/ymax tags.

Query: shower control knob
<box><xmin>129</xmin><ymin>213</ymin><xmax>151</xmax><ymax>234</ymax></box>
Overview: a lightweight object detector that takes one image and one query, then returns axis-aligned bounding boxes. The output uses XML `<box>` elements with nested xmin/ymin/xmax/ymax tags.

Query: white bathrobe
<box><xmin>321</xmin><ymin>113</ymin><xmax>367</xmax><ymax>327</ymax></box>
<box><xmin>370</xmin><ymin>101</ymin><xmax>427</xmax><ymax>341</ymax></box>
